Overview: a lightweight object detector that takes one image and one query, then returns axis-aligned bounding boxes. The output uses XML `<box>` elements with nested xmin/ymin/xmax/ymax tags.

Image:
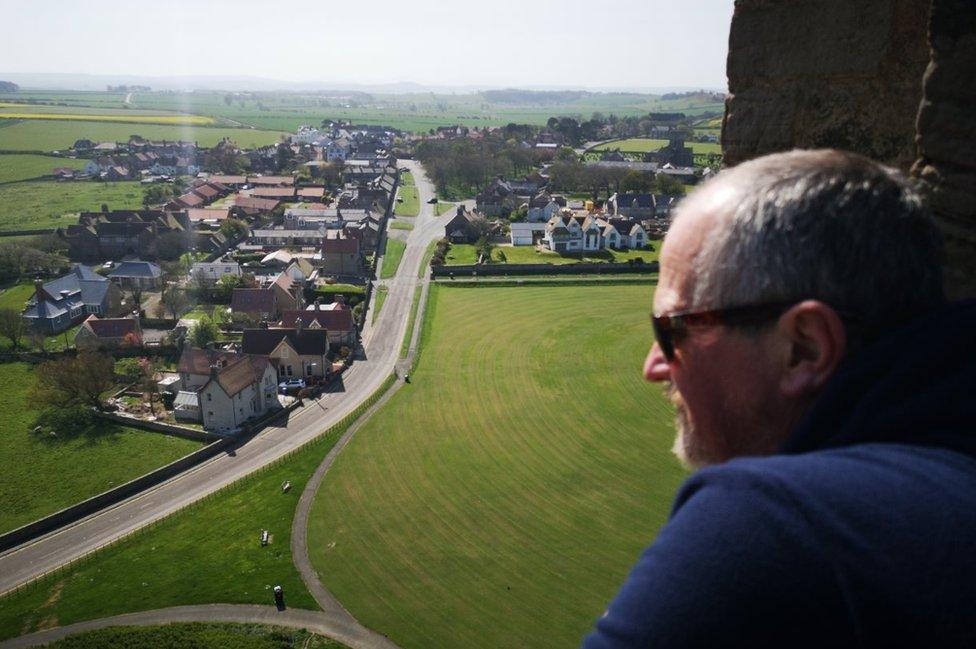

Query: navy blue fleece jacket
<box><xmin>584</xmin><ymin>300</ymin><xmax>976</xmax><ymax>648</ymax></box>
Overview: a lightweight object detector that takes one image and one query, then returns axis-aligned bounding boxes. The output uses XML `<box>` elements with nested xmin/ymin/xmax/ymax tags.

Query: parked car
<box><xmin>427</xmin><ymin>197</ymin><xmax>438</xmax><ymax>204</ymax></box>
<box><xmin>278</xmin><ymin>378</ymin><xmax>306</xmax><ymax>390</ymax></box>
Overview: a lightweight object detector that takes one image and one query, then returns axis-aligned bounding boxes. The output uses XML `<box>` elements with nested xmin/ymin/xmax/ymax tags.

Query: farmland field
<box><xmin>0</xmin><ymin>119</ymin><xmax>286</xmax><ymax>151</ymax></box>
<box><xmin>307</xmin><ymin>283</ymin><xmax>686</xmax><ymax>648</ymax></box>
<box><xmin>0</xmin><ymin>110</ymin><xmax>215</xmax><ymax>126</ymax></box>
<box><xmin>0</xmin><ymin>180</ymin><xmax>143</xmax><ymax>231</ymax></box>
<box><xmin>0</xmin><ymin>362</ymin><xmax>204</xmax><ymax>535</ymax></box>
<box><xmin>0</xmin><ymin>154</ymin><xmax>87</xmax><ymax>183</ymax></box>
<box><xmin>593</xmin><ymin>138</ymin><xmax>722</xmax><ymax>155</ymax></box>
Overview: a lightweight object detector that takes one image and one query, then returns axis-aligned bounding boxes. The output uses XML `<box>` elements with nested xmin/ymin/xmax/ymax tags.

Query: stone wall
<box><xmin>723</xmin><ymin>0</ymin><xmax>975</xmax><ymax>298</ymax></box>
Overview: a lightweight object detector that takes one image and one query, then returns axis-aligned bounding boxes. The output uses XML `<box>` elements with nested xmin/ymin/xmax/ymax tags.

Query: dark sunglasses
<box><xmin>651</xmin><ymin>301</ymin><xmax>799</xmax><ymax>362</ymax></box>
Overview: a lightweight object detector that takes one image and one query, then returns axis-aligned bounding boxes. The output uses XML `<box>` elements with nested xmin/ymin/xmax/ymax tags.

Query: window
<box><xmin>207</xmin><ymin>393</ymin><xmax>212</xmax><ymax>401</ymax></box>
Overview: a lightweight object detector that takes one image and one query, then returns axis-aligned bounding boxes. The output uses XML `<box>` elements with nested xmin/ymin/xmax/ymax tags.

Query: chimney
<box><xmin>315</xmin><ymin>297</ymin><xmax>322</xmax><ymax>312</ymax></box>
<box><xmin>334</xmin><ymin>294</ymin><xmax>346</xmax><ymax>306</ymax></box>
<box><xmin>209</xmin><ymin>363</ymin><xmax>219</xmax><ymax>380</ymax></box>
<box><xmin>34</xmin><ymin>279</ymin><xmax>45</xmax><ymax>302</ymax></box>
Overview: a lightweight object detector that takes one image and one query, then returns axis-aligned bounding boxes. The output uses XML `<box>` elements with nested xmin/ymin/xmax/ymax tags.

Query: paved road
<box><xmin>0</xmin><ymin>605</ymin><xmax>389</xmax><ymax>649</ymax></box>
<box><xmin>0</xmin><ymin>161</ymin><xmax>449</xmax><ymax>598</ymax></box>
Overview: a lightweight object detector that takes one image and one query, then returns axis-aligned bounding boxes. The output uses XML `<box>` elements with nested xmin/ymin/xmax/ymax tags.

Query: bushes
<box><xmin>429</xmin><ymin>238</ymin><xmax>451</xmax><ymax>267</ymax></box>
<box><xmin>313</xmin><ymin>283</ymin><xmax>366</xmax><ymax>306</ymax></box>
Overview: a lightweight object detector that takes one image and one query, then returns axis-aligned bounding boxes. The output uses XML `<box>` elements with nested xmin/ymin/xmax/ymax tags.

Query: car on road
<box><xmin>427</xmin><ymin>197</ymin><xmax>438</xmax><ymax>204</ymax></box>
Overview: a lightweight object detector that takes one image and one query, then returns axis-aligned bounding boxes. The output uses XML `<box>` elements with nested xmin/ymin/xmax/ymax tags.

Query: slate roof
<box><xmin>232</xmin><ymin>288</ymin><xmax>278</xmax><ymax>314</ymax></box>
<box><xmin>279</xmin><ymin>308</ymin><xmax>354</xmax><ymax>332</ymax></box>
<box><xmin>24</xmin><ymin>265</ymin><xmax>110</xmax><ymax>320</ymax></box>
<box><xmin>109</xmin><ymin>260</ymin><xmax>162</xmax><ymax>280</ymax></box>
<box><xmin>242</xmin><ymin>328</ymin><xmax>330</xmax><ymax>356</ymax></box>
<box><xmin>322</xmin><ymin>237</ymin><xmax>359</xmax><ymax>254</ymax></box>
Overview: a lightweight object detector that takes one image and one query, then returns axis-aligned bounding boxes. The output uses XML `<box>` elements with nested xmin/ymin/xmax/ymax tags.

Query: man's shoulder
<box><xmin>677</xmin><ymin>443</ymin><xmax>976</xmax><ymax>530</ymax></box>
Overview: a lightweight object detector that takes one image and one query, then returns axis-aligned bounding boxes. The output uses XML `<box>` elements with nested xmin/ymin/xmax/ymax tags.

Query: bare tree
<box><xmin>31</xmin><ymin>352</ymin><xmax>115</xmax><ymax>411</ymax></box>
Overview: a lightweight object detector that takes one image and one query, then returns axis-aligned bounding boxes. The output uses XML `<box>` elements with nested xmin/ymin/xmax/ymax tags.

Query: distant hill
<box><xmin>0</xmin><ymin>81</ymin><xmax>19</xmax><ymax>92</ymax></box>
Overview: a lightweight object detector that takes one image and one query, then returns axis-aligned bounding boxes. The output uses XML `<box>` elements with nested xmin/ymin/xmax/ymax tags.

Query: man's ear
<box><xmin>776</xmin><ymin>300</ymin><xmax>846</xmax><ymax>398</ymax></box>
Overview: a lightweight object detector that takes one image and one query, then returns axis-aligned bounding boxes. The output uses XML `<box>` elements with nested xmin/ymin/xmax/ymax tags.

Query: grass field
<box><xmin>379</xmin><ymin>238</ymin><xmax>406</xmax><ymax>280</ymax></box>
<box><xmin>434</xmin><ymin>201</ymin><xmax>454</xmax><ymax>216</ymax></box>
<box><xmin>592</xmin><ymin>138</ymin><xmax>722</xmax><ymax>155</ymax></box>
<box><xmin>388</xmin><ymin>219</ymin><xmax>414</xmax><ymax>230</ymax></box>
<box><xmin>0</xmin><ymin>154</ymin><xmax>87</xmax><ymax>183</ymax></box>
<box><xmin>45</xmin><ymin>623</ymin><xmax>345</xmax><ymax>649</ymax></box>
<box><xmin>372</xmin><ymin>285</ymin><xmax>388</xmax><ymax>324</ymax></box>
<box><xmin>445</xmin><ymin>243</ymin><xmax>658</xmax><ymax>266</ymax></box>
<box><xmin>307</xmin><ymin>283</ymin><xmax>686</xmax><ymax>649</ymax></box>
<box><xmin>0</xmin><ymin>363</ymin><xmax>204</xmax><ymax>535</ymax></box>
<box><xmin>0</xmin><ymin>120</ymin><xmax>286</xmax><ymax>152</ymax></box>
<box><xmin>0</xmin><ymin>180</ymin><xmax>143</xmax><ymax>231</ymax></box>
<box><xmin>0</xmin><ymin>375</ymin><xmax>397</xmax><ymax>642</ymax></box>
<box><xmin>395</xmin><ymin>186</ymin><xmax>419</xmax><ymax>218</ymax></box>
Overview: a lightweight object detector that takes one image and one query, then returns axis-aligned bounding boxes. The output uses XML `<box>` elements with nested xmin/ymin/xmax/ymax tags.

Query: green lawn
<box><xmin>394</xmin><ymin>185</ymin><xmax>419</xmax><ymax>217</ymax></box>
<box><xmin>0</xmin><ymin>375</ymin><xmax>396</xmax><ymax>641</ymax></box>
<box><xmin>371</xmin><ymin>285</ymin><xmax>388</xmax><ymax>324</ymax></box>
<box><xmin>418</xmin><ymin>240</ymin><xmax>438</xmax><ymax>279</ymax></box>
<box><xmin>400</xmin><ymin>171</ymin><xmax>415</xmax><ymax>187</ymax></box>
<box><xmin>45</xmin><ymin>623</ymin><xmax>345</xmax><ymax>649</ymax></box>
<box><xmin>388</xmin><ymin>219</ymin><xmax>414</xmax><ymax>231</ymax></box>
<box><xmin>379</xmin><ymin>238</ymin><xmax>406</xmax><ymax>280</ymax></box>
<box><xmin>0</xmin><ymin>363</ymin><xmax>204</xmax><ymax>535</ymax></box>
<box><xmin>434</xmin><ymin>201</ymin><xmax>454</xmax><ymax>216</ymax></box>
<box><xmin>0</xmin><ymin>281</ymin><xmax>35</xmax><ymax>309</ymax></box>
<box><xmin>307</xmin><ymin>283</ymin><xmax>686</xmax><ymax>649</ymax></box>
<box><xmin>0</xmin><ymin>119</ymin><xmax>287</xmax><ymax>152</ymax></box>
<box><xmin>0</xmin><ymin>154</ymin><xmax>87</xmax><ymax>184</ymax></box>
<box><xmin>0</xmin><ymin>180</ymin><xmax>144</xmax><ymax>232</ymax></box>
<box><xmin>593</xmin><ymin>137</ymin><xmax>722</xmax><ymax>155</ymax></box>
<box><xmin>399</xmin><ymin>284</ymin><xmax>423</xmax><ymax>359</ymax></box>
<box><xmin>445</xmin><ymin>243</ymin><xmax>658</xmax><ymax>266</ymax></box>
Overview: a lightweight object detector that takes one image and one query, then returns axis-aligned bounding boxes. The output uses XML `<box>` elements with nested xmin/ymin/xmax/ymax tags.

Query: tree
<box><xmin>0</xmin><ymin>308</ymin><xmax>28</xmax><ymax>349</ymax></box>
<box><xmin>475</xmin><ymin>236</ymin><xmax>494</xmax><ymax>264</ymax></box>
<box><xmin>161</xmin><ymin>286</ymin><xmax>190</xmax><ymax>320</ymax></box>
<box><xmin>138</xmin><ymin>357</ymin><xmax>159</xmax><ymax>415</ymax></box>
<box><xmin>189</xmin><ymin>315</ymin><xmax>219</xmax><ymax>349</ymax></box>
<box><xmin>653</xmin><ymin>173</ymin><xmax>685</xmax><ymax>196</ymax></box>
<box><xmin>620</xmin><ymin>170</ymin><xmax>654</xmax><ymax>193</ymax></box>
<box><xmin>128</xmin><ymin>287</ymin><xmax>143</xmax><ymax>313</ymax></box>
<box><xmin>219</xmin><ymin>218</ymin><xmax>249</xmax><ymax>240</ymax></box>
<box><xmin>142</xmin><ymin>184</ymin><xmax>174</xmax><ymax>207</ymax></box>
<box><xmin>115</xmin><ymin>357</ymin><xmax>143</xmax><ymax>384</ymax></box>
<box><xmin>31</xmin><ymin>352</ymin><xmax>115</xmax><ymax>411</ymax></box>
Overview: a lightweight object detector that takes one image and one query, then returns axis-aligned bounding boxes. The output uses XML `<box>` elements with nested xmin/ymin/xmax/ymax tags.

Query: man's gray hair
<box><xmin>683</xmin><ymin>149</ymin><xmax>945</xmax><ymax>345</ymax></box>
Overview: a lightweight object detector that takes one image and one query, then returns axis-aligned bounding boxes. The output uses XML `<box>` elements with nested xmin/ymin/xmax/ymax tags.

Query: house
<box><xmin>23</xmin><ymin>265</ymin><xmax>124</xmax><ymax>333</ymax></box>
<box><xmin>444</xmin><ymin>206</ymin><xmax>486</xmax><ymax>244</ymax></box>
<box><xmin>248</xmin><ymin>175</ymin><xmax>295</xmax><ymax>186</ymax></box>
<box><xmin>61</xmin><ymin>210</ymin><xmax>188</xmax><ymax>261</ymax></box>
<box><xmin>607</xmin><ymin>193</ymin><xmax>656</xmax><ymax>220</ymax></box>
<box><xmin>284</xmin><ymin>258</ymin><xmax>315</xmax><ymax>284</ymax></box>
<box><xmin>342</xmin><ymin>218</ymin><xmax>380</xmax><ymax>253</ymax></box>
<box><xmin>231</xmin><ymin>288</ymin><xmax>279</xmax><ymax>322</ymax></box>
<box><xmin>74</xmin><ymin>313</ymin><xmax>142</xmax><ymax>350</ymax></box>
<box><xmin>190</xmin><ymin>260</ymin><xmax>241</xmax><ymax>281</ymax></box>
<box><xmin>242</xmin><ymin>324</ymin><xmax>331</xmax><ymax>380</ymax></box>
<box><xmin>175</xmin><ymin>347</ymin><xmax>279</xmax><ymax>432</ymax></box>
<box><xmin>249</xmin><ymin>187</ymin><xmax>296</xmax><ymax>201</ymax></box>
<box><xmin>186</xmin><ymin>208</ymin><xmax>230</xmax><ymax>223</ymax></box>
<box><xmin>270</xmin><ymin>272</ymin><xmax>303</xmax><ymax>312</ymax></box>
<box><xmin>320</xmin><ymin>233</ymin><xmax>362</xmax><ymax>276</ymax></box>
<box><xmin>509</xmin><ymin>222</ymin><xmax>547</xmax><ymax>246</ymax></box>
<box><xmin>232</xmin><ymin>195</ymin><xmax>280</xmax><ymax>218</ymax></box>
<box><xmin>542</xmin><ymin>213</ymin><xmax>650</xmax><ymax>253</ymax></box>
<box><xmin>278</xmin><ymin>299</ymin><xmax>356</xmax><ymax>348</ymax></box>
<box><xmin>108</xmin><ymin>260</ymin><xmax>163</xmax><ymax>290</ymax></box>
<box><xmin>475</xmin><ymin>178</ymin><xmax>515</xmax><ymax>217</ymax></box>
<box><xmin>297</xmin><ymin>187</ymin><xmax>326</xmax><ymax>202</ymax></box>
<box><xmin>527</xmin><ymin>199</ymin><xmax>562</xmax><ymax>223</ymax></box>
<box><xmin>249</xmin><ymin>228</ymin><xmax>327</xmax><ymax>248</ymax></box>
<box><xmin>643</xmin><ymin>137</ymin><xmax>694</xmax><ymax>167</ymax></box>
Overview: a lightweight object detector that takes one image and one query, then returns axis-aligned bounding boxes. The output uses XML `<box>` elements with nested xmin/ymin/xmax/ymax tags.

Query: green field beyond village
<box><xmin>0</xmin><ymin>363</ymin><xmax>204</xmax><ymax>535</ymax></box>
<box><xmin>307</xmin><ymin>283</ymin><xmax>686</xmax><ymax>648</ymax></box>
<box><xmin>0</xmin><ymin>180</ymin><xmax>143</xmax><ymax>232</ymax></box>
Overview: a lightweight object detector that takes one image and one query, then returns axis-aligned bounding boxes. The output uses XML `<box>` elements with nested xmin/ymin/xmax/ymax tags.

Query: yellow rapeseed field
<box><xmin>0</xmin><ymin>108</ymin><xmax>214</xmax><ymax>126</ymax></box>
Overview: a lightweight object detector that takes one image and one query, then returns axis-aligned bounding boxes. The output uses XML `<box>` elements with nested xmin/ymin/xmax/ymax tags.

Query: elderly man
<box><xmin>584</xmin><ymin>150</ymin><xmax>976</xmax><ymax>648</ymax></box>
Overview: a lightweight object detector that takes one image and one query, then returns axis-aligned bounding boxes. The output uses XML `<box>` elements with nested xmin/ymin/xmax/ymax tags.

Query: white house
<box><xmin>191</xmin><ymin>260</ymin><xmax>242</xmax><ymax>281</ymax></box>
<box><xmin>176</xmin><ymin>348</ymin><xmax>279</xmax><ymax>433</ymax></box>
<box><xmin>527</xmin><ymin>200</ymin><xmax>561</xmax><ymax>223</ymax></box>
<box><xmin>510</xmin><ymin>222</ymin><xmax>547</xmax><ymax>246</ymax></box>
<box><xmin>542</xmin><ymin>213</ymin><xmax>649</xmax><ymax>253</ymax></box>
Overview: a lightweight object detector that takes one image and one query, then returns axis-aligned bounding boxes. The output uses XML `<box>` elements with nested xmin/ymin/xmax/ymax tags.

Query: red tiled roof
<box><xmin>231</xmin><ymin>288</ymin><xmax>277</xmax><ymax>314</ymax></box>
<box><xmin>83</xmin><ymin>315</ymin><xmax>139</xmax><ymax>339</ymax></box>
<box><xmin>279</xmin><ymin>308</ymin><xmax>354</xmax><ymax>332</ymax></box>
<box><xmin>251</xmin><ymin>187</ymin><xmax>296</xmax><ymax>199</ymax></box>
<box><xmin>322</xmin><ymin>238</ymin><xmax>359</xmax><ymax>254</ymax></box>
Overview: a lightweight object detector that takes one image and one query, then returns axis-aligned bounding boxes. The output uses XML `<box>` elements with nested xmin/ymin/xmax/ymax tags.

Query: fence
<box><xmin>94</xmin><ymin>411</ymin><xmax>220</xmax><ymax>443</ymax></box>
<box><xmin>431</xmin><ymin>261</ymin><xmax>659</xmax><ymax>278</ymax></box>
<box><xmin>0</xmin><ymin>371</ymin><xmax>398</xmax><ymax>601</ymax></box>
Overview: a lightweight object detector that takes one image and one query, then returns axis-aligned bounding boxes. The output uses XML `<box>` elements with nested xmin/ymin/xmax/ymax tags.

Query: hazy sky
<box><xmin>0</xmin><ymin>0</ymin><xmax>734</xmax><ymax>90</ymax></box>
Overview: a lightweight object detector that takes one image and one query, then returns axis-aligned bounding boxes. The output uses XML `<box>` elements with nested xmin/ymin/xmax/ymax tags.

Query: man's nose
<box><xmin>643</xmin><ymin>342</ymin><xmax>671</xmax><ymax>382</ymax></box>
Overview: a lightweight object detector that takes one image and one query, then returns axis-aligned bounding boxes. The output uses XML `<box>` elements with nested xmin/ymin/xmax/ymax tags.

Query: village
<box><xmin>9</xmin><ymin>119</ymin><xmax>695</xmax><ymax>434</ymax></box>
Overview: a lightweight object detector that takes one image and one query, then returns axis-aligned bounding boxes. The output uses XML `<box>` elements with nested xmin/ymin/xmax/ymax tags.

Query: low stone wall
<box><xmin>0</xmin><ymin>436</ymin><xmax>232</xmax><ymax>553</ymax></box>
<box><xmin>431</xmin><ymin>261</ymin><xmax>659</xmax><ymax>277</ymax></box>
<box><xmin>94</xmin><ymin>411</ymin><xmax>220</xmax><ymax>443</ymax></box>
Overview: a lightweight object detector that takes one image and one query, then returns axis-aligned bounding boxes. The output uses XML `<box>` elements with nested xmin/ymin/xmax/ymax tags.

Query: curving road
<box><xmin>0</xmin><ymin>605</ymin><xmax>385</xmax><ymax>649</ymax></box>
<box><xmin>0</xmin><ymin>161</ymin><xmax>449</xmax><ymax>599</ymax></box>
